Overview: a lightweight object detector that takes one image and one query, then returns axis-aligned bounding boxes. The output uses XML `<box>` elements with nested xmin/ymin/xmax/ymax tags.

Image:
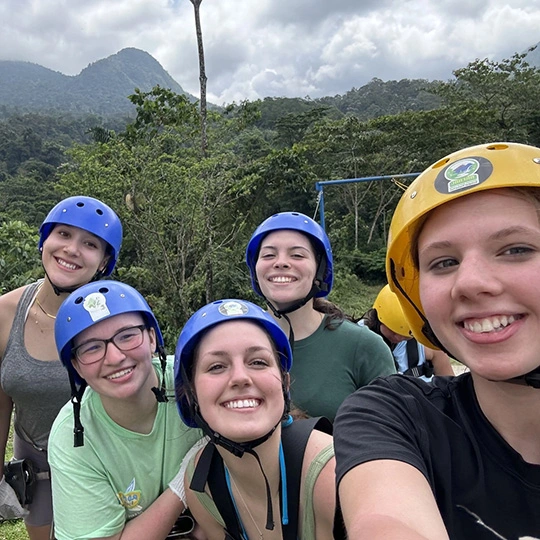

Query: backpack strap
<box><xmin>191</xmin><ymin>443</ymin><xmax>244</xmax><ymax>539</ymax></box>
<box><xmin>405</xmin><ymin>338</ymin><xmax>420</xmax><ymax>369</ymax></box>
<box><xmin>189</xmin><ymin>417</ymin><xmax>334</xmax><ymax>540</ymax></box>
<box><xmin>280</xmin><ymin>416</ymin><xmax>333</xmax><ymax>540</ymax></box>
<box><xmin>403</xmin><ymin>339</ymin><xmax>435</xmax><ymax>378</ymax></box>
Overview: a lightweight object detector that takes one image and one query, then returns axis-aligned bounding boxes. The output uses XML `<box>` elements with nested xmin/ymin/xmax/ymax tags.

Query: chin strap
<box><xmin>389</xmin><ymin>258</ymin><xmax>540</xmax><ymax>389</ymax></box>
<box><xmin>151</xmin><ymin>345</ymin><xmax>169</xmax><ymax>402</ymax></box>
<box><xmin>509</xmin><ymin>368</ymin><xmax>540</xmax><ymax>389</ymax></box>
<box><xmin>43</xmin><ymin>267</ymin><xmax>107</xmax><ymax>296</ymax></box>
<box><xmin>68</xmin><ymin>372</ymin><xmax>87</xmax><ymax>447</ymax></box>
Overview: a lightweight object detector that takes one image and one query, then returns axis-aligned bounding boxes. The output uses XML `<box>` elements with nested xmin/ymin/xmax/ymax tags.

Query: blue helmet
<box><xmin>55</xmin><ymin>280</ymin><xmax>163</xmax><ymax>386</ymax></box>
<box><xmin>174</xmin><ymin>299</ymin><xmax>292</xmax><ymax>428</ymax></box>
<box><xmin>245</xmin><ymin>212</ymin><xmax>333</xmax><ymax>297</ymax></box>
<box><xmin>39</xmin><ymin>196</ymin><xmax>123</xmax><ymax>276</ymax></box>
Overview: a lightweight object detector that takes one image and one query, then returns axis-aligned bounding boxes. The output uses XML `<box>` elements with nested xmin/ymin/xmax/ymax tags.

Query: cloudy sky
<box><xmin>1</xmin><ymin>0</ymin><xmax>539</xmax><ymax>105</ymax></box>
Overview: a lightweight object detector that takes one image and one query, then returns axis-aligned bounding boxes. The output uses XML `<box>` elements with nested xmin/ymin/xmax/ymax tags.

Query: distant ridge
<box><xmin>0</xmin><ymin>48</ymin><xmax>195</xmax><ymax>116</ymax></box>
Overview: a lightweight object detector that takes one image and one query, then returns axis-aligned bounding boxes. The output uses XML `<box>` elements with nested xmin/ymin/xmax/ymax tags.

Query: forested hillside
<box><xmin>2</xmin><ymin>51</ymin><xmax>540</xmax><ymax>346</ymax></box>
<box><xmin>0</xmin><ymin>48</ymin><xmax>194</xmax><ymax>116</ymax></box>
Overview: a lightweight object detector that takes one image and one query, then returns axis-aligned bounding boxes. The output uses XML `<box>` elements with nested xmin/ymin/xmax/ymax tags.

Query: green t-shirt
<box><xmin>290</xmin><ymin>317</ymin><xmax>396</xmax><ymax>421</ymax></box>
<box><xmin>49</xmin><ymin>357</ymin><xmax>202</xmax><ymax>540</ymax></box>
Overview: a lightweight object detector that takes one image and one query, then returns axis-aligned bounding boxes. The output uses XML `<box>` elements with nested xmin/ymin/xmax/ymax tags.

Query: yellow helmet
<box><xmin>386</xmin><ymin>142</ymin><xmax>540</xmax><ymax>349</ymax></box>
<box><xmin>373</xmin><ymin>285</ymin><xmax>411</xmax><ymax>338</ymax></box>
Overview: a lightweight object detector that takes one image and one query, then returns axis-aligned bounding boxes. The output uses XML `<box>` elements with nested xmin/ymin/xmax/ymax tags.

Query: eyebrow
<box><xmin>420</xmin><ymin>225</ymin><xmax>537</xmax><ymax>254</ymax></box>
<box><xmin>201</xmin><ymin>345</ymin><xmax>274</xmax><ymax>358</ymax></box>
<box><xmin>74</xmin><ymin>324</ymin><xmax>143</xmax><ymax>347</ymax></box>
<box><xmin>259</xmin><ymin>244</ymin><xmax>311</xmax><ymax>251</ymax></box>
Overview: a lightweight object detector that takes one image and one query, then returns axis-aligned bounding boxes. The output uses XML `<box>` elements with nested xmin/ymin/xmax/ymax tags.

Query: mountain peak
<box><xmin>0</xmin><ymin>49</ymin><xmax>194</xmax><ymax>116</ymax></box>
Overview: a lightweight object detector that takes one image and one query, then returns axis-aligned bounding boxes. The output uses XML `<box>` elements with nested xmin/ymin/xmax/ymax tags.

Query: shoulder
<box><xmin>0</xmin><ymin>285</ymin><xmax>28</xmax><ymax>354</ymax></box>
<box><xmin>324</xmin><ymin>319</ymin><xmax>385</xmax><ymax>345</ymax></box>
<box><xmin>339</xmin><ymin>372</ymin><xmax>462</xmax><ymax>407</ymax></box>
<box><xmin>0</xmin><ymin>285</ymin><xmax>28</xmax><ymax>324</ymax></box>
<box><xmin>304</xmin><ymin>428</ymin><xmax>334</xmax><ymax>466</ymax></box>
<box><xmin>48</xmin><ymin>400</ymin><xmax>78</xmax><ymax>460</ymax></box>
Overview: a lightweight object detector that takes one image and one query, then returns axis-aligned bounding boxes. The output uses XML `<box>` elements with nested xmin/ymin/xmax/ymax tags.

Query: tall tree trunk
<box><xmin>190</xmin><ymin>0</ymin><xmax>208</xmax><ymax>156</ymax></box>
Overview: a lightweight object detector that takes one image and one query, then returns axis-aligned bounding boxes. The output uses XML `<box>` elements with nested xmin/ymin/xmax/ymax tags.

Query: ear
<box><xmin>148</xmin><ymin>327</ymin><xmax>157</xmax><ymax>352</ymax></box>
<box><xmin>98</xmin><ymin>255</ymin><xmax>110</xmax><ymax>273</ymax></box>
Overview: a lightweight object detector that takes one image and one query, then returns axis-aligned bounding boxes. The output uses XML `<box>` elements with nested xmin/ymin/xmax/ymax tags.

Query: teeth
<box><xmin>107</xmin><ymin>368</ymin><xmax>133</xmax><ymax>380</ymax></box>
<box><xmin>58</xmin><ymin>259</ymin><xmax>78</xmax><ymax>270</ymax></box>
<box><xmin>464</xmin><ymin>315</ymin><xmax>516</xmax><ymax>334</ymax></box>
<box><xmin>270</xmin><ymin>276</ymin><xmax>293</xmax><ymax>283</ymax></box>
<box><xmin>225</xmin><ymin>399</ymin><xmax>260</xmax><ymax>409</ymax></box>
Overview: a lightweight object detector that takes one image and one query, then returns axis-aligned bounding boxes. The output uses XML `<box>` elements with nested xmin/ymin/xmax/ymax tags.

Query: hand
<box><xmin>0</xmin><ymin>475</ymin><xmax>29</xmax><ymax>520</ymax></box>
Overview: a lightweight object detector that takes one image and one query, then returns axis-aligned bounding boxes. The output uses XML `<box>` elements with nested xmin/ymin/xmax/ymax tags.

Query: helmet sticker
<box><xmin>218</xmin><ymin>300</ymin><xmax>249</xmax><ymax>317</ymax></box>
<box><xmin>434</xmin><ymin>156</ymin><xmax>493</xmax><ymax>194</ymax></box>
<box><xmin>83</xmin><ymin>292</ymin><xmax>111</xmax><ymax>322</ymax></box>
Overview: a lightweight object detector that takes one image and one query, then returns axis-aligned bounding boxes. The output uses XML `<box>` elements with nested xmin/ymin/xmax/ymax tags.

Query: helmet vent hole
<box><xmin>98</xmin><ymin>287</ymin><xmax>109</xmax><ymax>294</ymax></box>
<box><xmin>76</xmin><ymin>202</ymin><xmax>85</xmax><ymax>208</ymax></box>
<box><xmin>96</xmin><ymin>209</ymin><xmax>104</xmax><ymax>216</ymax></box>
<box><xmin>74</xmin><ymin>297</ymin><xmax>84</xmax><ymax>304</ymax></box>
<box><xmin>486</xmin><ymin>144</ymin><xmax>508</xmax><ymax>151</ymax></box>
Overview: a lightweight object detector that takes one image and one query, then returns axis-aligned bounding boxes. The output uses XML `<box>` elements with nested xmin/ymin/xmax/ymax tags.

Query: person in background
<box><xmin>173</xmin><ymin>299</ymin><xmax>340</xmax><ymax>539</ymax></box>
<box><xmin>334</xmin><ymin>142</ymin><xmax>540</xmax><ymax>539</ymax></box>
<box><xmin>360</xmin><ymin>284</ymin><xmax>455</xmax><ymax>380</ymax></box>
<box><xmin>0</xmin><ymin>196</ymin><xmax>122</xmax><ymax>540</ymax></box>
<box><xmin>49</xmin><ymin>280</ymin><xmax>203</xmax><ymax>540</ymax></box>
<box><xmin>245</xmin><ymin>212</ymin><xmax>395</xmax><ymax>421</ymax></box>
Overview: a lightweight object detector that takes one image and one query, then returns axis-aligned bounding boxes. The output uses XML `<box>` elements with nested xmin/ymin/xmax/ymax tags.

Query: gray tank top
<box><xmin>1</xmin><ymin>281</ymin><xmax>71</xmax><ymax>450</ymax></box>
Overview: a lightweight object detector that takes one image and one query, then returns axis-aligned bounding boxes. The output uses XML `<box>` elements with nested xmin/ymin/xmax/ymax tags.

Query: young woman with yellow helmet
<box><xmin>360</xmin><ymin>284</ymin><xmax>454</xmax><ymax>379</ymax></box>
<box><xmin>334</xmin><ymin>142</ymin><xmax>540</xmax><ymax>539</ymax></box>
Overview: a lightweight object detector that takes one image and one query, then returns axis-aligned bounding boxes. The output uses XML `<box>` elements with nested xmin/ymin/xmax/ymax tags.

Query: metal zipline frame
<box><xmin>314</xmin><ymin>172</ymin><xmax>421</xmax><ymax>230</ymax></box>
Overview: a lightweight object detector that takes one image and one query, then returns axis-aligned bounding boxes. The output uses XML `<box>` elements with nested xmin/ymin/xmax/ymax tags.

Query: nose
<box><xmin>273</xmin><ymin>253</ymin><xmax>290</xmax><ymax>269</ymax></box>
<box><xmin>102</xmin><ymin>341</ymin><xmax>127</xmax><ymax>364</ymax></box>
<box><xmin>63</xmin><ymin>238</ymin><xmax>81</xmax><ymax>256</ymax></box>
<box><xmin>229</xmin><ymin>362</ymin><xmax>252</xmax><ymax>387</ymax></box>
<box><xmin>450</xmin><ymin>253</ymin><xmax>503</xmax><ymax>301</ymax></box>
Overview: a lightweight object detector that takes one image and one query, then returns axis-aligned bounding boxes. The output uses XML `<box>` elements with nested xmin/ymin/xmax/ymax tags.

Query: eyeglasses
<box><xmin>72</xmin><ymin>325</ymin><xmax>147</xmax><ymax>365</ymax></box>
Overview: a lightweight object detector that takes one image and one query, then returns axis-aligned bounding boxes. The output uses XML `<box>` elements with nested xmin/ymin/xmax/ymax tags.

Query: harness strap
<box><xmin>191</xmin><ymin>417</ymin><xmax>333</xmax><ymax>540</ymax></box>
<box><xmin>280</xmin><ymin>417</ymin><xmax>332</xmax><ymax>539</ymax></box>
<box><xmin>405</xmin><ymin>338</ymin><xmax>420</xmax><ymax>369</ymax></box>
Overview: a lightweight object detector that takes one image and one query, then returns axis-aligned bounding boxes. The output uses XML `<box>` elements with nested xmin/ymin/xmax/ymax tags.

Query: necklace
<box><xmin>35</xmin><ymin>297</ymin><xmax>57</xmax><ymax>319</ymax></box>
<box><xmin>228</xmin><ymin>472</ymin><xmax>264</xmax><ymax>540</ymax></box>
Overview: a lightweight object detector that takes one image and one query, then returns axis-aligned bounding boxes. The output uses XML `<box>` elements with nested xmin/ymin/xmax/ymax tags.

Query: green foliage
<box><xmin>433</xmin><ymin>51</ymin><xmax>540</xmax><ymax>145</ymax></box>
<box><xmin>329</xmin><ymin>271</ymin><xmax>384</xmax><ymax>319</ymax></box>
<box><xmin>2</xmin><ymin>48</ymin><xmax>540</xmax><ymax>340</ymax></box>
<box><xmin>318</xmin><ymin>78</ymin><xmax>442</xmax><ymax>119</ymax></box>
<box><xmin>0</xmin><ymin>221</ymin><xmax>41</xmax><ymax>293</ymax></box>
<box><xmin>348</xmin><ymin>247</ymin><xmax>387</xmax><ymax>283</ymax></box>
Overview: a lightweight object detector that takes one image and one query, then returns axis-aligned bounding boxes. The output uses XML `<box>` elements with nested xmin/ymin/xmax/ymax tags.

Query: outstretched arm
<box><xmin>97</xmin><ymin>489</ymin><xmax>186</xmax><ymax>540</ymax></box>
<box><xmin>339</xmin><ymin>460</ymin><xmax>449</xmax><ymax>540</ymax></box>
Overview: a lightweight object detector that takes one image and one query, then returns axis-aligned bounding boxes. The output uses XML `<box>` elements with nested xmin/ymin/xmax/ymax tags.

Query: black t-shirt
<box><xmin>334</xmin><ymin>373</ymin><xmax>540</xmax><ymax>540</ymax></box>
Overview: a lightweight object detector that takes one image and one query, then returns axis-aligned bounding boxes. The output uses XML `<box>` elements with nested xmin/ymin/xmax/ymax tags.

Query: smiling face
<box><xmin>72</xmin><ymin>312</ymin><xmax>157</xmax><ymax>402</ymax></box>
<box><xmin>255</xmin><ymin>230</ymin><xmax>318</xmax><ymax>309</ymax></box>
<box><xmin>41</xmin><ymin>224</ymin><xmax>109</xmax><ymax>288</ymax></box>
<box><xmin>417</xmin><ymin>188</ymin><xmax>540</xmax><ymax>380</ymax></box>
<box><xmin>193</xmin><ymin>320</ymin><xmax>286</xmax><ymax>442</ymax></box>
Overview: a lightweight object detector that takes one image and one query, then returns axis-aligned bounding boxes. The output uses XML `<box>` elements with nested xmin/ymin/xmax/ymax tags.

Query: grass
<box><xmin>330</xmin><ymin>274</ymin><xmax>384</xmax><ymax>319</ymax></box>
<box><xmin>0</xmin><ymin>426</ymin><xmax>27</xmax><ymax>540</ymax></box>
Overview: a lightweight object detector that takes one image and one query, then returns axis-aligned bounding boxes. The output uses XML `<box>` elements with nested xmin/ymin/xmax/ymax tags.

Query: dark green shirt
<box><xmin>290</xmin><ymin>316</ymin><xmax>395</xmax><ymax>421</ymax></box>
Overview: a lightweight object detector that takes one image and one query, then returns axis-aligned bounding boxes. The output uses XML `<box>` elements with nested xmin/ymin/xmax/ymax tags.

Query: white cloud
<box><xmin>0</xmin><ymin>0</ymin><xmax>539</xmax><ymax>104</ymax></box>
